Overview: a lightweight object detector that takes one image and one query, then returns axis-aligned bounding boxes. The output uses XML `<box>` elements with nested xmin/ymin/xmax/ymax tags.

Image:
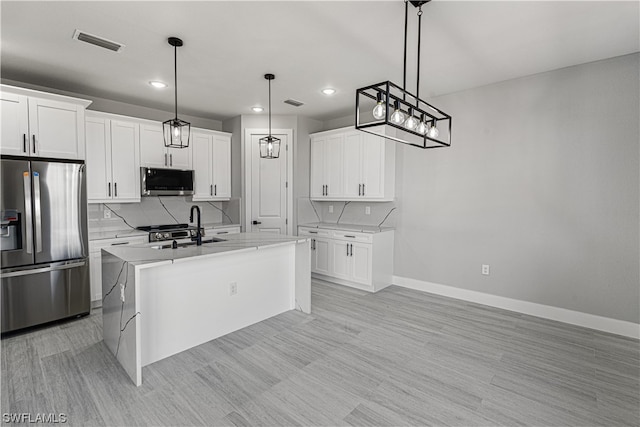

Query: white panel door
<box><xmin>343</xmin><ymin>132</ymin><xmax>362</xmax><ymax>198</ymax></box>
<box><xmin>29</xmin><ymin>98</ymin><xmax>82</xmax><ymax>159</ymax></box>
<box><xmin>139</xmin><ymin>123</ymin><xmax>166</xmax><ymax>168</ymax></box>
<box><xmin>313</xmin><ymin>238</ymin><xmax>330</xmax><ymax>275</ymax></box>
<box><xmin>250</xmin><ymin>132</ymin><xmax>288</xmax><ymax>234</ymax></box>
<box><xmin>360</xmin><ymin>134</ymin><xmax>385</xmax><ymax>198</ymax></box>
<box><xmin>310</xmin><ymin>137</ymin><xmax>325</xmax><ymax>198</ymax></box>
<box><xmin>324</xmin><ymin>135</ymin><xmax>344</xmax><ymax>198</ymax></box>
<box><xmin>110</xmin><ymin>120</ymin><xmax>140</xmax><ymax>201</ymax></box>
<box><xmin>350</xmin><ymin>242</ymin><xmax>373</xmax><ymax>286</ymax></box>
<box><xmin>192</xmin><ymin>132</ymin><xmax>213</xmax><ymax>200</ymax></box>
<box><xmin>212</xmin><ymin>135</ymin><xmax>231</xmax><ymax>199</ymax></box>
<box><xmin>85</xmin><ymin>116</ymin><xmax>112</xmax><ymax>201</ymax></box>
<box><xmin>330</xmin><ymin>240</ymin><xmax>350</xmax><ymax>280</ymax></box>
<box><xmin>0</xmin><ymin>92</ymin><xmax>29</xmax><ymax>156</ymax></box>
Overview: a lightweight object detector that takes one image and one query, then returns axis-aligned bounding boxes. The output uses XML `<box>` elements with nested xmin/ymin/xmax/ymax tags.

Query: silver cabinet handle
<box><xmin>23</xmin><ymin>134</ymin><xmax>27</xmax><ymax>153</ymax></box>
<box><xmin>358</xmin><ymin>184</ymin><xmax>362</xmax><ymax>196</ymax></box>
<box><xmin>214</xmin><ymin>184</ymin><xmax>217</xmax><ymax>196</ymax></box>
<box><xmin>350</xmin><ymin>244</ymin><xmax>353</xmax><ymax>256</ymax></box>
<box><xmin>108</xmin><ymin>182</ymin><xmax>111</xmax><ymax>197</ymax></box>
<box><xmin>170</xmin><ymin>153</ymin><xmax>173</xmax><ymax>167</ymax></box>
<box><xmin>23</xmin><ymin>171</ymin><xmax>33</xmax><ymax>254</ymax></box>
<box><xmin>308</xmin><ymin>230</ymin><xmax>318</xmax><ymax>234</ymax></box>
<box><xmin>346</xmin><ymin>243</ymin><xmax>349</xmax><ymax>256</ymax></box>
<box><xmin>1</xmin><ymin>261</ymin><xmax>86</xmax><ymax>278</ymax></box>
<box><xmin>32</xmin><ymin>135</ymin><xmax>36</xmax><ymax>154</ymax></box>
<box><xmin>362</xmin><ymin>183</ymin><xmax>365</xmax><ymax>196</ymax></box>
<box><xmin>344</xmin><ymin>235</ymin><xmax>356</xmax><ymax>238</ymax></box>
<box><xmin>111</xmin><ymin>242</ymin><xmax>129</xmax><ymax>246</ymax></box>
<box><xmin>210</xmin><ymin>184</ymin><xmax>213</xmax><ymax>196</ymax></box>
<box><xmin>217</xmin><ymin>231</ymin><xmax>228</xmax><ymax>234</ymax></box>
<box><xmin>33</xmin><ymin>171</ymin><xmax>42</xmax><ymax>253</ymax></box>
<box><xmin>114</xmin><ymin>182</ymin><xmax>118</xmax><ymax>197</ymax></box>
<box><xmin>164</xmin><ymin>153</ymin><xmax>167</xmax><ymax>166</ymax></box>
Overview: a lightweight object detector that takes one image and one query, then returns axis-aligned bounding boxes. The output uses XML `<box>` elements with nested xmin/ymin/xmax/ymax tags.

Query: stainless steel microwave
<box><xmin>140</xmin><ymin>167</ymin><xmax>194</xmax><ymax>196</ymax></box>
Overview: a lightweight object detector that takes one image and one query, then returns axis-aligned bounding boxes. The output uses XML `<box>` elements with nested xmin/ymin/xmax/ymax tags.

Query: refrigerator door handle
<box><xmin>23</xmin><ymin>171</ymin><xmax>33</xmax><ymax>254</ymax></box>
<box><xmin>33</xmin><ymin>171</ymin><xmax>43</xmax><ymax>253</ymax></box>
<box><xmin>1</xmin><ymin>261</ymin><xmax>86</xmax><ymax>278</ymax></box>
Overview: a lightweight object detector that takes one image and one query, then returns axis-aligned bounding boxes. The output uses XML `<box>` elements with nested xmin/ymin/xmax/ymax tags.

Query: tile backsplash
<box><xmin>297</xmin><ymin>198</ymin><xmax>398</xmax><ymax>228</ymax></box>
<box><xmin>88</xmin><ymin>197</ymin><xmax>240</xmax><ymax>232</ymax></box>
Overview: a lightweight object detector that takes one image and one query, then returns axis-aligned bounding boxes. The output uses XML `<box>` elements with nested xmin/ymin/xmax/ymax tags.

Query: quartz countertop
<box><xmin>298</xmin><ymin>222</ymin><xmax>394</xmax><ymax>234</ymax></box>
<box><xmin>103</xmin><ymin>232</ymin><xmax>307</xmax><ymax>267</ymax></box>
<box><xmin>89</xmin><ymin>223</ymin><xmax>240</xmax><ymax>241</ymax></box>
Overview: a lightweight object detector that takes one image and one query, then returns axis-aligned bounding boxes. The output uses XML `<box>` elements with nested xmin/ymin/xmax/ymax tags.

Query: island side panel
<box><xmin>101</xmin><ymin>250</ymin><xmax>141</xmax><ymax>386</ymax></box>
<box><xmin>295</xmin><ymin>240</ymin><xmax>311</xmax><ymax>313</ymax></box>
<box><xmin>138</xmin><ymin>243</ymin><xmax>295</xmax><ymax>367</ymax></box>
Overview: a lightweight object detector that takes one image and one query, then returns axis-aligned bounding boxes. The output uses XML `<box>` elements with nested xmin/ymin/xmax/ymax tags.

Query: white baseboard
<box><xmin>392</xmin><ymin>275</ymin><xmax>640</xmax><ymax>339</ymax></box>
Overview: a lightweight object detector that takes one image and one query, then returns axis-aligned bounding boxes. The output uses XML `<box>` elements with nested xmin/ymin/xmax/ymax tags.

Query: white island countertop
<box><xmin>103</xmin><ymin>232</ymin><xmax>308</xmax><ymax>267</ymax></box>
<box><xmin>299</xmin><ymin>222</ymin><xmax>394</xmax><ymax>234</ymax></box>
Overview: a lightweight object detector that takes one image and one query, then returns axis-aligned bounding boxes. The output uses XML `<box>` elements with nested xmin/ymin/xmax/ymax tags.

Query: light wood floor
<box><xmin>2</xmin><ymin>281</ymin><xmax>639</xmax><ymax>426</ymax></box>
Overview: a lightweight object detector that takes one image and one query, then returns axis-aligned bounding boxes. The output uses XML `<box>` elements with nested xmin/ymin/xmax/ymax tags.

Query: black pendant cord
<box><xmin>416</xmin><ymin>5</ymin><xmax>423</xmax><ymax>102</ymax></box>
<box><xmin>403</xmin><ymin>0</ymin><xmax>408</xmax><ymax>99</ymax></box>
<box><xmin>268</xmin><ymin>78</ymin><xmax>272</xmax><ymax>137</ymax></box>
<box><xmin>173</xmin><ymin>44</ymin><xmax>178</xmax><ymax>120</ymax></box>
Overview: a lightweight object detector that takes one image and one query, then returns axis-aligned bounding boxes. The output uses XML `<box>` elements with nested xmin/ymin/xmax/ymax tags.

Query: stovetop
<box><xmin>136</xmin><ymin>224</ymin><xmax>203</xmax><ymax>242</ymax></box>
<box><xmin>135</xmin><ymin>224</ymin><xmax>189</xmax><ymax>232</ymax></box>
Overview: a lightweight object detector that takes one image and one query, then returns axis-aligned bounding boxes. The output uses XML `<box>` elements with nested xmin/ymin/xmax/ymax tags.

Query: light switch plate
<box><xmin>329</xmin><ymin>205</ymin><xmax>334</xmax><ymax>213</ymax></box>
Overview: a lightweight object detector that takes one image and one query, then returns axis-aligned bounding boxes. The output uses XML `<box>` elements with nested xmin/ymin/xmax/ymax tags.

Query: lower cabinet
<box><xmin>89</xmin><ymin>235</ymin><xmax>147</xmax><ymax>305</ymax></box>
<box><xmin>299</xmin><ymin>226</ymin><xmax>394</xmax><ymax>292</ymax></box>
<box><xmin>204</xmin><ymin>226</ymin><xmax>240</xmax><ymax>236</ymax></box>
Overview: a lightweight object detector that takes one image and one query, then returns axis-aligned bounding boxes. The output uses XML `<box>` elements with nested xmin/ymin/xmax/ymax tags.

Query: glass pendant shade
<box><xmin>259</xmin><ymin>135</ymin><xmax>281</xmax><ymax>159</ymax></box>
<box><xmin>163</xmin><ymin>37</ymin><xmax>190</xmax><ymax>149</ymax></box>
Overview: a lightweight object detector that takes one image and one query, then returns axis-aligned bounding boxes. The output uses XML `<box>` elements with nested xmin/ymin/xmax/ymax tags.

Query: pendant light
<box><xmin>355</xmin><ymin>0</ymin><xmax>452</xmax><ymax>149</ymax></box>
<box><xmin>163</xmin><ymin>37</ymin><xmax>190</xmax><ymax>149</ymax></box>
<box><xmin>259</xmin><ymin>74</ymin><xmax>281</xmax><ymax>159</ymax></box>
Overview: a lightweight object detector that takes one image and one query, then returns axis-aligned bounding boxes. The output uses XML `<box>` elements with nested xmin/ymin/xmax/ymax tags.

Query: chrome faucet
<box><xmin>189</xmin><ymin>205</ymin><xmax>202</xmax><ymax>246</ymax></box>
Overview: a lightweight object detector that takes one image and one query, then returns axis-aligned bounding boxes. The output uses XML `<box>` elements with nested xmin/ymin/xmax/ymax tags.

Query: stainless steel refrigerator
<box><xmin>1</xmin><ymin>157</ymin><xmax>89</xmax><ymax>333</ymax></box>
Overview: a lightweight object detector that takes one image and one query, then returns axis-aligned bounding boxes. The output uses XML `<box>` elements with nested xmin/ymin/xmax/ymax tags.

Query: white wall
<box><xmin>392</xmin><ymin>54</ymin><xmax>639</xmax><ymax>323</ymax></box>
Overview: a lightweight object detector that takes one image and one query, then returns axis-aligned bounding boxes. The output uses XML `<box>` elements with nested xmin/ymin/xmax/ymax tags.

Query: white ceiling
<box><xmin>1</xmin><ymin>1</ymin><xmax>638</xmax><ymax>122</ymax></box>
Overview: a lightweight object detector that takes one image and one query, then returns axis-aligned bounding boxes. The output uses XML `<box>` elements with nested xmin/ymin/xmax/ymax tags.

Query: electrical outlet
<box><xmin>328</xmin><ymin>205</ymin><xmax>334</xmax><ymax>213</ymax></box>
<box><xmin>482</xmin><ymin>264</ymin><xmax>490</xmax><ymax>276</ymax></box>
<box><xmin>104</xmin><ymin>209</ymin><xmax>111</xmax><ymax>219</ymax></box>
<box><xmin>120</xmin><ymin>283</ymin><xmax>125</xmax><ymax>302</ymax></box>
<box><xmin>230</xmin><ymin>282</ymin><xmax>237</xmax><ymax>296</ymax></box>
<box><xmin>365</xmin><ymin>206</ymin><xmax>371</xmax><ymax>215</ymax></box>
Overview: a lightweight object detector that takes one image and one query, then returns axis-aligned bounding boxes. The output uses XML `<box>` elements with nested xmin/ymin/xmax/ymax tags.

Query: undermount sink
<box><xmin>150</xmin><ymin>237</ymin><xmax>226</xmax><ymax>250</ymax></box>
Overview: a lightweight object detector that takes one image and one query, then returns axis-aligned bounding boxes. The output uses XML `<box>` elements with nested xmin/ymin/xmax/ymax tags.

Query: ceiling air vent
<box><xmin>284</xmin><ymin>99</ymin><xmax>304</xmax><ymax>107</ymax></box>
<box><xmin>72</xmin><ymin>29</ymin><xmax>125</xmax><ymax>52</ymax></box>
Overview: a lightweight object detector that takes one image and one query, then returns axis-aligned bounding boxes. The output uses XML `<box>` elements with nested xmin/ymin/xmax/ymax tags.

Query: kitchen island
<box><xmin>101</xmin><ymin>233</ymin><xmax>311</xmax><ymax>386</ymax></box>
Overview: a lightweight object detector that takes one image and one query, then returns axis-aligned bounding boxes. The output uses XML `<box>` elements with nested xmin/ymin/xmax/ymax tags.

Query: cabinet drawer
<box><xmin>331</xmin><ymin>230</ymin><xmax>373</xmax><ymax>243</ymax></box>
<box><xmin>90</xmin><ymin>236</ymin><xmax>147</xmax><ymax>252</ymax></box>
<box><xmin>298</xmin><ymin>227</ymin><xmax>331</xmax><ymax>238</ymax></box>
<box><xmin>205</xmin><ymin>226</ymin><xmax>240</xmax><ymax>236</ymax></box>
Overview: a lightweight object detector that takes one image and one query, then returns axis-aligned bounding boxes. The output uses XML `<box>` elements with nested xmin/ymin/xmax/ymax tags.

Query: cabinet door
<box><xmin>167</xmin><ymin>145</ymin><xmax>192</xmax><ymax>169</ymax></box>
<box><xmin>314</xmin><ymin>238</ymin><xmax>330</xmax><ymax>275</ymax></box>
<box><xmin>212</xmin><ymin>135</ymin><xmax>231</xmax><ymax>199</ymax></box>
<box><xmin>360</xmin><ymin>134</ymin><xmax>385</xmax><ymax>199</ymax></box>
<box><xmin>310</xmin><ymin>137</ymin><xmax>325</xmax><ymax>198</ymax></box>
<box><xmin>350</xmin><ymin>242</ymin><xmax>372</xmax><ymax>286</ymax></box>
<box><xmin>324</xmin><ymin>135</ymin><xmax>344</xmax><ymax>197</ymax></box>
<box><xmin>110</xmin><ymin>120</ymin><xmax>140</xmax><ymax>202</ymax></box>
<box><xmin>192</xmin><ymin>132</ymin><xmax>213</xmax><ymax>200</ymax></box>
<box><xmin>29</xmin><ymin>98</ymin><xmax>84</xmax><ymax>159</ymax></box>
<box><xmin>139</xmin><ymin>123</ymin><xmax>167</xmax><ymax>168</ymax></box>
<box><xmin>0</xmin><ymin>92</ymin><xmax>29</xmax><ymax>156</ymax></box>
<box><xmin>85</xmin><ymin>116</ymin><xmax>112</xmax><ymax>201</ymax></box>
<box><xmin>330</xmin><ymin>240</ymin><xmax>351</xmax><ymax>280</ymax></box>
<box><xmin>343</xmin><ymin>132</ymin><xmax>362</xmax><ymax>198</ymax></box>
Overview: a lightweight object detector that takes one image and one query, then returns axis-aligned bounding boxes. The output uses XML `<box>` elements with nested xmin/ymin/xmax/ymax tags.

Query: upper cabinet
<box><xmin>139</xmin><ymin>121</ymin><xmax>192</xmax><ymax>170</ymax></box>
<box><xmin>310</xmin><ymin>127</ymin><xmax>395</xmax><ymax>201</ymax></box>
<box><xmin>1</xmin><ymin>85</ymin><xmax>91</xmax><ymax>160</ymax></box>
<box><xmin>85</xmin><ymin>112</ymin><xmax>141</xmax><ymax>203</ymax></box>
<box><xmin>192</xmin><ymin>129</ymin><xmax>231</xmax><ymax>201</ymax></box>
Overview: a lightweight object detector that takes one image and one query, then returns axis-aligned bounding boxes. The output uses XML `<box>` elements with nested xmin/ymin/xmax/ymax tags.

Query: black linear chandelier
<box><xmin>259</xmin><ymin>73</ymin><xmax>281</xmax><ymax>159</ymax></box>
<box><xmin>355</xmin><ymin>0</ymin><xmax>452</xmax><ymax>149</ymax></box>
<box><xmin>163</xmin><ymin>36</ymin><xmax>190</xmax><ymax>149</ymax></box>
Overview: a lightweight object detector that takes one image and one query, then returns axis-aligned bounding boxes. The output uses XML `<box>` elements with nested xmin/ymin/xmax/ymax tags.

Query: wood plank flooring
<box><xmin>2</xmin><ymin>281</ymin><xmax>638</xmax><ymax>426</ymax></box>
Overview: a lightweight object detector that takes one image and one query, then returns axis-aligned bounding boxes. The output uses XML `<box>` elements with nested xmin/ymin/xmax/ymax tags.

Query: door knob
<box><xmin>252</xmin><ymin>220</ymin><xmax>262</xmax><ymax>225</ymax></box>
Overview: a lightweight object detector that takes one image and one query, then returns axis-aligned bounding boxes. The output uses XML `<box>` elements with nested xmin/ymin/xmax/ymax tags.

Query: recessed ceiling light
<box><xmin>252</xmin><ymin>106</ymin><xmax>264</xmax><ymax>113</ymax></box>
<box><xmin>321</xmin><ymin>88</ymin><xmax>336</xmax><ymax>96</ymax></box>
<box><xmin>149</xmin><ymin>81</ymin><xmax>167</xmax><ymax>89</ymax></box>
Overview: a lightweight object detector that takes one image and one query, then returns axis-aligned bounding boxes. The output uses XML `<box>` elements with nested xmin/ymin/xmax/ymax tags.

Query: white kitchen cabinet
<box><xmin>85</xmin><ymin>113</ymin><xmax>140</xmax><ymax>203</ymax></box>
<box><xmin>89</xmin><ymin>235</ymin><xmax>147</xmax><ymax>304</ymax></box>
<box><xmin>139</xmin><ymin>121</ymin><xmax>192</xmax><ymax>169</ymax></box>
<box><xmin>298</xmin><ymin>226</ymin><xmax>393</xmax><ymax>292</ymax></box>
<box><xmin>192</xmin><ymin>129</ymin><xmax>231</xmax><ymax>201</ymax></box>
<box><xmin>1</xmin><ymin>85</ymin><xmax>91</xmax><ymax>159</ymax></box>
<box><xmin>204</xmin><ymin>225</ymin><xmax>240</xmax><ymax>236</ymax></box>
<box><xmin>310</xmin><ymin>126</ymin><xmax>395</xmax><ymax>201</ymax></box>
